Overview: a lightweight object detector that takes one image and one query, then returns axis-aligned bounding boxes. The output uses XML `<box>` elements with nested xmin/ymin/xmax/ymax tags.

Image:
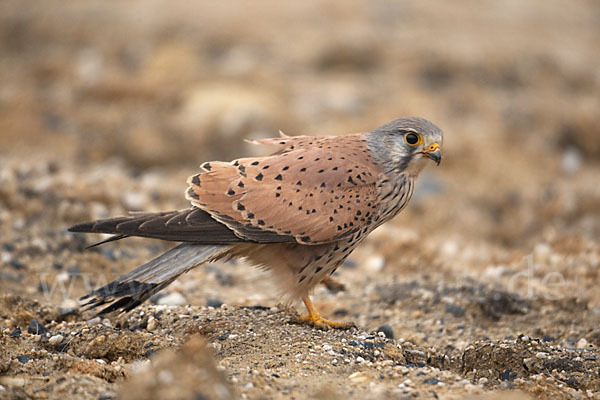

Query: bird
<box><xmin>69</xmin><ymin>116</ymin><xmax>443</xmax><ymax>330</ymax></box>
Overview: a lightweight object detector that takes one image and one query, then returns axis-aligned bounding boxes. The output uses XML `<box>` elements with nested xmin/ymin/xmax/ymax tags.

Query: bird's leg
<box><xmin>295</xmin><ymin>296</ymin><xmax>356</xmax><ymax>330</ymax></box>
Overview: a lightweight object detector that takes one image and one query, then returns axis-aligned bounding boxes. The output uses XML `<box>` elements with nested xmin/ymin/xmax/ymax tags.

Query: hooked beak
<box><xmin>422</xmin><ymin>142</ymin><xmax>441</xmax><ymax>165</ymax></box>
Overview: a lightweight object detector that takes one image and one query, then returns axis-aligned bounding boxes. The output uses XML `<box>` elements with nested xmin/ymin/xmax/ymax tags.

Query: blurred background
<box><xmin>1</xmin><ymin>1</ymin><xmax>600</xmax><ymax>398</ymax></box>
<box><xmin>2</xmin><ymin>0</ymin><xmax>599</xmax><ymax>279</ymax></box>
<box><xmin>1</xmin><ymin>0</ymin><xmax>599</xmax><ymax>301</ymax></box>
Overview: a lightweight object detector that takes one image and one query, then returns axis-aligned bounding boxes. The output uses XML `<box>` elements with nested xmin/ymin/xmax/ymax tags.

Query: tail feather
<box><xmin>81</xmin><ymin>243</ymin><xmax>229</xmax><ymax>314</ymax></box>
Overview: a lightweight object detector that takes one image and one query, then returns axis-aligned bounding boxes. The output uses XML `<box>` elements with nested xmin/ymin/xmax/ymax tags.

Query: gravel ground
<box><xmin>1</xmin><ymin>1</ymin><xmax>599</xmax><ymax>399</ymax></box>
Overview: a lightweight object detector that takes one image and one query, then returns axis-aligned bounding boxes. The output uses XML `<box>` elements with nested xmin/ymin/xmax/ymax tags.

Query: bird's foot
<box><xmin>292</xmin><ymin>296</ymin><xmax>356</xmax><ymax>330</ymax></box>
<box><xmin>294</xmin><ymin>313</ymin><xmax>356</xmax><ymax>330</ymax></box>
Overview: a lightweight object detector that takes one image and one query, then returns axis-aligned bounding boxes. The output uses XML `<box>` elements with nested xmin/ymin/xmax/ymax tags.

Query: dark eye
<box><xmin>405</xmin><ymin>133</ymin><xmax>420</xmax><ymax>145</ymax></box>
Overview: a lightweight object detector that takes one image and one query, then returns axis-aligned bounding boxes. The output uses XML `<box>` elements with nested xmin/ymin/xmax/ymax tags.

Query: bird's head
<box><xmin>366</xmin><ymin>117</ymin><xmax>443</xmax><ymax>176</ymax></box>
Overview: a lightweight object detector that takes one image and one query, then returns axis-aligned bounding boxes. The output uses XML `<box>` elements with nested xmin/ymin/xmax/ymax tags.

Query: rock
<box><xmin>562</xmin><ymin>147</ymin><xmax>583</xmax><ymax>175</ymax></box>
<box><xmin>147</xmin><ymin>316</ymin><xmax>158</xmax><ymax>331</ymax></box>
<box><xmin>365</xmin><ymin>255</ymin><xmax>385</xmax><ymax>273</ymax></box>
<box><xmin>49</xmin><ymin>335</ymin><xmax>64</xmax><ymax>345</ymax></box>
<box><xmin>376</xmin><ymin>324</ymin><xmax>394</xmax><ymax>339</ymax></box>
<box><xmin>157</xmin><ymin>292</ymin><xmax>186</xmax><ymax>306</ymax></box>
<box><xmin>27</xmin><ymin>319</ymin><xmax>49</xmax><ymax>335</ymax></box>
<box><xmin>445</xmin><ymin>304</ymin><xmax>466</xmax><ymax>318</ymax></box>
<box><xmin>59</xmin><ymin>307</ymin><xmax>79</xmax><ymax>318</ymax></box>
<box><xmin>9</xmin><ymin>327</ymin><xmax>21</xmax><ymax>338</ymax></box>
<box><xmin>16</xmin><ymin>355</ymin><xmax>30</xmax><ymax>364</ymax></box>
<box><xmin>206</xmin><ymin>299</ymin><xmax>224</xmax><ymax>308</ymax></box>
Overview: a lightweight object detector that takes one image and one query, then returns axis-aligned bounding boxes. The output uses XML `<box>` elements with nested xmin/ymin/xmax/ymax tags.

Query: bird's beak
<box><xmin>422</xmin><ymin>142</ymin><xmax>441</xmax><ymax>165</ymax></box>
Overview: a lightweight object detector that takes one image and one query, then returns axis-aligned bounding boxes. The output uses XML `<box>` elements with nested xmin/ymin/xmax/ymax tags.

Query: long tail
<box><xmin>81</xmin><ymin>243</ymin><xmax>230</xmax><ymax>315</ymax></box>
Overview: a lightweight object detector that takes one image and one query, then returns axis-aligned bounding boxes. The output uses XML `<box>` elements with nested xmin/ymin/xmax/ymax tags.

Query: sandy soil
<box><xmin>1</xmin><ymin>1</ymin><xmax>599</xmax><ymax>399</ymax></box>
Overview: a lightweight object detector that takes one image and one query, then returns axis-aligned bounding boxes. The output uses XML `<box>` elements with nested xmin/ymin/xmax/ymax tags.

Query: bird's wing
<box><xmin>68</xmin><ymin>208</ymin><xmax>290</xmax><ymax>244</ymax></box>
<box><xmin>186</xmin><ymin>133</ymin><xmax>383</xmax><ymax>244</ymax></box>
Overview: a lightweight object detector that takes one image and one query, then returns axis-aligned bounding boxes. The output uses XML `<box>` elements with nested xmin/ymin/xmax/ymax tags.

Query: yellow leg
<box><xmin>294</xmin><ymin>296</ymin><xmax>356</xmax><ymax>330</ymax></box>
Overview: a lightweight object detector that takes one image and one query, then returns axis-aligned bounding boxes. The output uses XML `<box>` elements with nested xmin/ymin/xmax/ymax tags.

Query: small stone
<box><xmin>9</xmin><ymin>327</ymin><xmax>21</xmax><ymax>338</ymax></box>
<box><xmin>445</xmin><ymin>304</ymin><xmax>465</xmax><ymax>318</ymax></box>
<box><xmin>348</xmin><ymin>372</ymin><xmax>368</xmax><ymax>383</ymax></box>
<box><xmin>365</xmin><ymin>255</ymin><xmax>385</xmax><ymax>272</ymax></box>
<box><xmin>376</xmin><ymin>324</ymin><xmax>394</xmax><ymax>339</ymax></box>
<box><xmin>206</xmin><ymin>298</ymin><xmax>223</xmax><ymax>308</ymax></box>
<box><xmin>576</xmin><ymin>338</ymin><xmax>588</xmax><ymax>348</ymax></box>
<box><xmin>59</xmin><ymin>307</ymin><xmax>79</xmax><ymax>317</ymax></box>
<box><xmin>157</xmin><ymin>292</ymin><xmax>186</xmax><ymax>306</ymax></box>
<box><xmin>146</xmin><ymin>316</ymin><xmax>158</xmax><ymax>331</ymax></box>
<box><xmin>27</xmin><ymin>319</ymin><xmax>49</xmax><ymax>335</ymax></box>
<box><xmin>423</xmin><ymin>377</ymin><xmax>441</xmax><ymax>385</ymax></box>
<box><xmin>49</xmin><ymin>335</ymin><xmax>64</xmax><ymax>345</ymax></box>
<box><xmin>536</xmin><ymin>352</ymin><xmax>548</xmax><ymax>359</ymax></box>
<box><xmin>562</xmin><ymin>147</ymin><xmax>582</xmax><ymax>175</ymax></box>
<box><xmin>16</xmin><ymin>355</ymin><xmax>30</xmax><ymax>364</ymax></box>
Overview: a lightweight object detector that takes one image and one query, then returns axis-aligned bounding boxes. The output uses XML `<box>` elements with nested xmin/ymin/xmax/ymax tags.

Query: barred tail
<box><xmin>81</xmin><ymin>243</ymin><xmax>229</xmax><ymax>315</ymax></box>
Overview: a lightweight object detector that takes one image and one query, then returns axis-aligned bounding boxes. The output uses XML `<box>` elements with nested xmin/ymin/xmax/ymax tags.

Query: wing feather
<box><xmin>186</xmin><ymin>134</ymin><xmax>382</xmax><ymax>244</ymax></box>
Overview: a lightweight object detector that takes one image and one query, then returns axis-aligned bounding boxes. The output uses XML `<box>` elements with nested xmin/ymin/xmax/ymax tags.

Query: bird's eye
<box><xmin>405</xmin><ymin>133</ymin><xmax>420</xmax><ymax>146</ymax></box>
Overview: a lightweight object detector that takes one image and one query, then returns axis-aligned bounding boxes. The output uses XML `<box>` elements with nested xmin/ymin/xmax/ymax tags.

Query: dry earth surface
<box><xmin>1</xmin><ymin>1</ymin><xmax>599</xmax><ymax>399</ymax></box>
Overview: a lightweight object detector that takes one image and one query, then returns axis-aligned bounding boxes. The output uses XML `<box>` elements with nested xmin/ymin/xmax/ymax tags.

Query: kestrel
<box><xmin>70</xmin><ymin>117</ymin><xmax>443</xmax><ymax>329</ymax></box>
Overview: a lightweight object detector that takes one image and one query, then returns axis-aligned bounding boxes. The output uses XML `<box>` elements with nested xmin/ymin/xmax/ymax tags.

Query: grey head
<box><xmin>365</xmin><ymin>117</ymin><xmax>443</xmax><ymax>176</ymax></box>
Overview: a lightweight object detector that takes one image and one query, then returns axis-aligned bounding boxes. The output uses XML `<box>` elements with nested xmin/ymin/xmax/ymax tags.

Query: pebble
<box><xmin>9</xmin><ymin>327</ymin><xmax>21</xmax><ymax>338</ymax></box>
<box><xmin>157</xmin><ymin>292</ymin><xmax>186</xmax><ymax>306</ymax></box>
<box><xmin>365</xmin><ymin>255</ymin><xmax>385</xmax><ymax>272</ymax></box>
<box><xmin>16</xmin><ymin>355</ymin><xmax>30</xmax><ymax>364</ymax></box>
<box><xmin>27</xmin><ymin>319</ymin><xmax>49</xmax><ymax>335</ymax></box>
<box><xmin>562</xmin><ymin>147</ymin><xmax>582</xmax><ymax>175</ymax></box>
<box><xmin>376</xmin><ymin>324</ymin><xmax>394</xmax><ymax>339</ymax></box>
<box><xmin>445</xmin><ymin>304</ymin><xmax>466</xmax><ymax>318</ymax></box>
<box><xmin>146</xmin><ymin>316</ymin><xmax>158</xmax><ymax>331</ymax></box>
<box><xmin>206</xmin><ymin>298</ymin><xmax>223</xmax><ymax>308</ymax></box>
<box><xmin>349</xmin><ymin>372</ymin><xmax>368</xmax><ymax>383</ymax></box>
<box><xmin>49</xmin><ymin>335</ymin><xmax>64</xmax><ymax>345</ymax></box>
<box><xmin>576</xmin><ymin>338</ymin><xmax>588</xmax><ymax>348</ymax></box>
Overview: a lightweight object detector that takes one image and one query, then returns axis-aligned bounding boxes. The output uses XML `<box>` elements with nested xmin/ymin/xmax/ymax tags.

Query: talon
<box><xmin>291</xmin><ymin>296</ymin><xmax>356</xmax><ymax>330</ymax></box>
